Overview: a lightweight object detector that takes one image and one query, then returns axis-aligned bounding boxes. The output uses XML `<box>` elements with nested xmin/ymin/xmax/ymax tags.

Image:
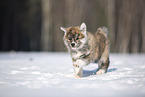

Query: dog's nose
<box><xmin>71</xmin><ymin>43</ymin><xmax>75</xmax><ymax>47</ymax></box>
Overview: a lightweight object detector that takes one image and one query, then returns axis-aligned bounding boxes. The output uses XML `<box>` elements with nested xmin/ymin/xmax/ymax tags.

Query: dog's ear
<box><xmin>60</xmin><ymin>27</ymin><xmax>67</xmax><ymax>33</ymax></box>
<box><xmin>80</xmin><ymin>23</ymin><xmax>87</xmax><ymax>37</ymax></box>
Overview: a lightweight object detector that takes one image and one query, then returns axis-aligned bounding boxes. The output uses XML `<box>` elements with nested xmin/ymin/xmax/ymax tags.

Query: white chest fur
<box><xmin>71</xmin><ymin>51</ymin><xmax>82</xmax><ymax>59</ymax></box>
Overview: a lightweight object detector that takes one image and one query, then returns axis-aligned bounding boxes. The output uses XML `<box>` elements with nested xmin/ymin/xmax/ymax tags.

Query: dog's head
<box><xmin>60</xmin><ymin>23</ymin><xmax>87</xmax><ymax>49</ymax></box>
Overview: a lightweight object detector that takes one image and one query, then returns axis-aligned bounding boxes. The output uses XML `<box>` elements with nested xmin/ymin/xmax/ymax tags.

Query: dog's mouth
<box><xmin>69</xmin><ymin>39</ymin><xmax>83</xmax><ymax>49</ymax></box>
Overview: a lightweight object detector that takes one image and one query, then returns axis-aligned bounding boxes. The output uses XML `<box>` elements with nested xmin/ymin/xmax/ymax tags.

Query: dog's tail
<box><xmin>96</xmin><ymin>26</ymin><xmax>108</xmax><ymax>37</ymax></box>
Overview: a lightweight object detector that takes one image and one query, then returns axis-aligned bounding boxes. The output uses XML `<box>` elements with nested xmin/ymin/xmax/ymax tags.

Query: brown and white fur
<box><xmin>60</xmin><ymin>23</ymin><xmax>110</xmax><ymax>78</ymax></box>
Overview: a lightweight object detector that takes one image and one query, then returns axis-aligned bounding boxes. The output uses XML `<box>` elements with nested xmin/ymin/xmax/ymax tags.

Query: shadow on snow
<box><xmin>82</xmin><ymin>68</ymin><xmax>117</xmax><ymax>77</ymax></box>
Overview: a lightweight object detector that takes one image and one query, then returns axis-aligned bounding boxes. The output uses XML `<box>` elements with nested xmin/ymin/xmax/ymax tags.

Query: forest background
<box><xmin>0</xmin><ymin>0</ymin><xmax>145</xmax><ymax>53</ymax></box>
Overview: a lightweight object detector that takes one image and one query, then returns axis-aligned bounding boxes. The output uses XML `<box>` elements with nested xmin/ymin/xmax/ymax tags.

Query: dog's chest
<box><xmin>71</xmin><ymin>51</ymin><xmax>83</xmax><ymax>59</ymax></box>
<box><xmin>71</xmin><ymin>49</ymin><xmax>90</xmax><ymax>60</ymax></box>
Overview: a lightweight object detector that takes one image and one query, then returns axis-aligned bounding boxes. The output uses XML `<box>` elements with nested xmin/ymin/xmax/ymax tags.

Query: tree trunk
<box><xmin>41</xmin><ymin>0</ymin><xmax>52</xmax><ymax>51</ymax></box>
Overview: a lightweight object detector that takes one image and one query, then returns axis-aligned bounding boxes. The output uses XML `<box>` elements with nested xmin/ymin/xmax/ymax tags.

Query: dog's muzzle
<box><xmin>71</xmin><ymin>43</ymin><xmax>75</xmax><ymax>47</ymax></box>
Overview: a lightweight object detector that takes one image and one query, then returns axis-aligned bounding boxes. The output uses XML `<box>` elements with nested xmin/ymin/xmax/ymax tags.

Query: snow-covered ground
<box><xmin>0</xmin><ymin>52</ymin><xmax>145</xmax><ymax>97</ymax></box>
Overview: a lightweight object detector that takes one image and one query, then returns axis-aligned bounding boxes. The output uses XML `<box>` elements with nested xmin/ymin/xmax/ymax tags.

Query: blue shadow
<box><xmin>82</xmin><ymin>68</ymin><xmax>117</xmax><ymax>77</ymax></box>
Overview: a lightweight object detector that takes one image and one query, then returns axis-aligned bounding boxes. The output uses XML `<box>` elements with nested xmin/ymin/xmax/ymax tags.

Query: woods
<box><xmin>114</xmin><ymin>0</ymin><xmax>145</xmax><ymax>53</ymax></box>
<box><xmin>0</xmin><ymin>0</ymin><xmax>145</xmax><ymax>53</ymax></box>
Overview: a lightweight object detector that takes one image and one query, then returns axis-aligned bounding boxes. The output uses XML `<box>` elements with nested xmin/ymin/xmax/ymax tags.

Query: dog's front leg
<box><xmin>74</xmin><ymin>65</ymin><xmax>83</xmax><ymax>78</ymax></box>
<box><xmin>73</xmin><ymin>59</ymin><xmax>87</xmax><ymax>78</ymax></box>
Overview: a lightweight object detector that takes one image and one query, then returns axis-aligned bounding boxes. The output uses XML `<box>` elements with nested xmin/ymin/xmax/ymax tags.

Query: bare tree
<box><xmin>41</xmin><ymin>0</ymin><xmax>52</xmax><ymax>51</ymax></box>
<box><xmin>114</xmin><ymin>0</ymin><xmax>145</xmax><ymax>53</ymax></box>
<box><xmin>0</xmin><ymin>0</ymin><xmax>145</xmax><ymax>53</ymax></box>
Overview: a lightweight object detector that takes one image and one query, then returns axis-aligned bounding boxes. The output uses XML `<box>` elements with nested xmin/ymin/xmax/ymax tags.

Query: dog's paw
<box><xmin>73</xmin><ymin>64</ymin><xmax>79</xmax><ymax>68</ymax></box>
<box><xmin>96</xmin><ymin>69</ymin><xmax>105</xmax><ymax>75</ymax></box>
<box><xmin>74</xmin><ymin>74</ymin><xmax>81</xmax><ymax>79</ymax></box>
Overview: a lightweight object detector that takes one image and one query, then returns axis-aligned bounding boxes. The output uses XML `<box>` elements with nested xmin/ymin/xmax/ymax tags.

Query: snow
<box><xmin>0</xmin><ymin>52</ymin><xmax>145</xmax><ymax>97</ymax></box>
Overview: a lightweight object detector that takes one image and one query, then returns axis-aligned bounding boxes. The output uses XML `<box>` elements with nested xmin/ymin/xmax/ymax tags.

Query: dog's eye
<box><xmin>76</xmin><ymin>37</ymin><xmax>79</xmax><ymax>40</ymax></box>
<box><xmin>68</xmin><ymin>37</ymin><xmax>72</xmax><ymax>41</ymax></box>
<box><xmin>68</xmin><ymin>35</ymin><xmax>72</xmax><ymax>41</ymax></box>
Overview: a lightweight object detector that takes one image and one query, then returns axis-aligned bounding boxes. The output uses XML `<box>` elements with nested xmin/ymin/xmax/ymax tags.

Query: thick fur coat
<box><xmin>60</xmin><ymin>23</ymin><xmax>110</xmax><ymax>78</ymax></box>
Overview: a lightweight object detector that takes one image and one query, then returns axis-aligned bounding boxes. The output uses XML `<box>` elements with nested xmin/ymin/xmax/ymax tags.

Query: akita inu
<box><xmin>60</xmin><ymin>23</ymin><xmax>110</xmax><ymax>78</ymax></box>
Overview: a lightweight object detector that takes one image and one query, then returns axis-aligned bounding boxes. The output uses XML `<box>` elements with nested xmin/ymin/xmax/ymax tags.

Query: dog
<box><xmin>60</xmin><ymin>23</ymin><xmax>110</xmax><ymax>78</ymax></box>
